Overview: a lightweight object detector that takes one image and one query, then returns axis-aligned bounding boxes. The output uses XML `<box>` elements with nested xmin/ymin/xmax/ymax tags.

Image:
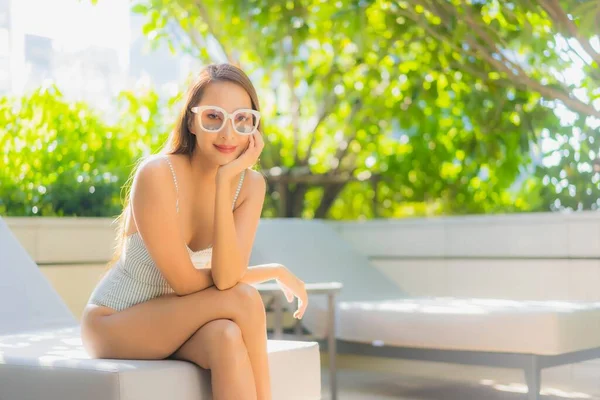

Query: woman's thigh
<box><xmin>168</xmin><ymin>319</ymin><xmax>246</xmax><ymax>369</ymax></box>
<box><xmin>81</xmin><ymin>283</ymin><xmax>263</xmax><ymax>360</ymax></box>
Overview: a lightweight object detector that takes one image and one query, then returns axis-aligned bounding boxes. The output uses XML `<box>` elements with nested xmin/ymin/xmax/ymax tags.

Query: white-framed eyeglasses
<box><xmin>190</xmin><ymin>105</ymin><xmax>261</xmax><ymax>136</ymax></box>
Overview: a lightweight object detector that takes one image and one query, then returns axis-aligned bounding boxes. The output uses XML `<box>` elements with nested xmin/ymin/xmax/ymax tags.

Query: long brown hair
<box><xmin>105</xmin><ymin>63</ymin><xmax>262</xmax><ymax>272</ymax></box>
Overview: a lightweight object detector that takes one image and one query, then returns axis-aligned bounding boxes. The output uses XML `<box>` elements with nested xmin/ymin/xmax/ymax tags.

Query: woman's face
<box><xmin>189</xmin><ymin>81</ymin><xmax>254</xmax><ymax>166</ymax></box>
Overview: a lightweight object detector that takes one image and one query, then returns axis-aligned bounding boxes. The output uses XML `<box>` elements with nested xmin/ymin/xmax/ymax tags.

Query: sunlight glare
<box><xmin>479</xmin><ymin>379</ymin><xmax>593</xmax><ymax>399</ymax></box>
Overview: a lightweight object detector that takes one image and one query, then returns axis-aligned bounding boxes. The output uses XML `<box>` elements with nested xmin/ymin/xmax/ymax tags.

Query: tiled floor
<box><xmin>320</xmin><ymin>368</ymin><xmax>600</xmax><ymax>400</ymax></box>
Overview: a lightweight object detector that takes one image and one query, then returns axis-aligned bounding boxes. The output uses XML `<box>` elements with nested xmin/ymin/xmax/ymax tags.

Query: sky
<box><xmin>17</xmin><ymin>0</ymin><xmax>129</xmax><ymax>51</ymax></box>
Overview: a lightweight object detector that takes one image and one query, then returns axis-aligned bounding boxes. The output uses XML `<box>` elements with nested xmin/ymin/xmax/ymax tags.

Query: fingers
<box><xmin>253</xmin><ymin>131</ymin><xmax>264</xmax><ymax>151</ymax></box>
<box><xmin>293</xmin><ymin>295</ymin><xmax>308</xmax><ymax>319</ymax></box>
<box><xmin>245</xmin><ymin>133</ymin><xmax>255</xmax><ymax>155</ymax></box>
<box><xmin>293</xmin><ymin>303</ymin><xmax>306</xmax><ymax>319</ymax></box>
<box><xmin>299</xmin><ymin>297</ymin><xmax>308</xmax><ymax>319</ymax></box>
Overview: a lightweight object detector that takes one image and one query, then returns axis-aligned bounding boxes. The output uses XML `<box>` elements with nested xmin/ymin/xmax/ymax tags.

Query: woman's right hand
<box><xmin>217</xmin><ymin>131</ymin><xmax>264</xmax><ymax>181</ymax></box>
<box><xmin>276</xmin><ymin>265</ymin><xmax>308</xmax><ymax>319</ymax></box>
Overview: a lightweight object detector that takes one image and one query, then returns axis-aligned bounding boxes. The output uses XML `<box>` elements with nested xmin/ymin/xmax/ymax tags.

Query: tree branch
<box><xmin>281</xmin><ymin>39</ymin><xmax>301</xmax><ymax>166</ymax></box>
<box><xmin>193</xmin><ymin>0</ymin><xmax>238</xmax><ymax>64</ymax></box>
<box><xmin>302</xmin><ymin>94</ymin><xmax>336</xmax><ymax>165</ymax></box>
<box><xmin>539</xmin><ymin>0</ymin><xmax>600</xmax><ymax>82</ymax></box>
<box><xmin>332</xmin><ymin>99</ymin><xmax>362</xmax><ymax>174</ymax></box>
<box><xmin>540</xmin><ymin>0</ymin><xmax>600</xmax><ymax>66</ymax></box>
<box><xmin>465</xmin><ymin>35</ymin><xmax>600</xmax><ymax>118</ymax></box>
<box><xmin>301</xmin><ymin>45</ymin><xmax>341</xmax><ymax>165</ymax></box>
<box><xmin>401</xmin><ymin>1</ymin><xmax>600</xmax><ymax>118</ymax></box>
<box><xmin>462</xmin><ymin>6</ymin><xmax>531</xmax><ymax>81</ymax></box>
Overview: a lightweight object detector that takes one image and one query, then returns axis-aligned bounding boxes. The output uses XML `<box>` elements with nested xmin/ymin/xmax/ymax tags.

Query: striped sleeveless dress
<box><xmin>87</xmin><ymin>155</ymin><xmax>246</xmax><ymax>311</ymax></box>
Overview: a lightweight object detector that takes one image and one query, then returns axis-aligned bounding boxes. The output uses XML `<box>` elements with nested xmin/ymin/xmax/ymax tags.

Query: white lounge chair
<box><xmin>0</xmin><ymin>217</ymin><xmax>321</xmax><ymax>400</ymax></box>
<box><xmin>250</xmin><ymin>218</ymin><xmax>600</xmax><ymax>400</ymax></box>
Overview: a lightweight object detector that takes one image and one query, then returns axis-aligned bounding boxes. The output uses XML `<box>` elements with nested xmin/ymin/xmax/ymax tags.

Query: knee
<box><xmin>215</xmin><ymin>320</ymin><xmax>244</xmax><ymax>347</ymax></box>
<box><xmin>229</xmin><ymin>283</ymin><xmax>266</xmax><ymax>320</ymax></box>
<box><xmin>208</xmin><ymin>321</ymin><xmax>246</xmax><ymax>365</ymax></box>
<box><xmin>230</xmin><ymin>282</ymin><xmax>263</xmax><ymax>305</ymax></box>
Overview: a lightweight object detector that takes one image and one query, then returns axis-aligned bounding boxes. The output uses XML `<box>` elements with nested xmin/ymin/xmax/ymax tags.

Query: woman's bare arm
<box><xmin>239</xmin><ymin>263</ymin><xmax>309</xmax><ymax>319</ymax></box>
<box><xmin>210</xmin><ymin>169</ymin><xmax>266</xmax><ymax>290</ymax></box>
<box><xmin>131</xmin><ymin>156</ymin><xmax>214</xmax><ymax>295</ymax></box>
<box><xmin>238</xmin><ymin>264</ymin><xmax>282</xmax><ymax>285</ymax></box>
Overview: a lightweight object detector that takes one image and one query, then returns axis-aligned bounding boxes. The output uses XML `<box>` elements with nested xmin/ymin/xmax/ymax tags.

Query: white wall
<box><xmin>9</xmin><ymin>212</ymin><xmax>600</xmax><ymax>304</ymax></box>
<box><xmin>8</xmin><ymin>211</ymin><xmax>600</xmax><ymax>316</ymax></box>
<box><xmin>330</xmin><ymin>211</ymin><xmax>600</xmax><ymax>302</ymax></box>
<box><xmin>6</xmin><ymin>217</ymin><xmax>118</xmax><ymax>264</ymax></box>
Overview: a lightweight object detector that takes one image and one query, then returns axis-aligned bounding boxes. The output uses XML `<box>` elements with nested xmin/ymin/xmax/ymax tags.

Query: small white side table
<box><xmin>256</xmin><ymin>282</ymin><xmax>343</xmax><ymax>400</ymax></box>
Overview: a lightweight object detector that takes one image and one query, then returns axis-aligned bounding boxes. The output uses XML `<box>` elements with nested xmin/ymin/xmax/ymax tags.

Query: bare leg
<box><xmin>81</xmin><ymin>283</ymin><xmax>271</xmax><ymax>399</ymax></box>
<box><xmin>226</xmin><ymin>284</ymin><xmax>271</xmax><ymax>400</ymax></box>
<box><xmin>170</xmin><ymin>319</ymin><xmax>256</xmax><ymax>400</ymax></box>
<box><xmin>171</xmin><ymin>287</ymin><xmax>271</xmax><ymax>400</ymax></box>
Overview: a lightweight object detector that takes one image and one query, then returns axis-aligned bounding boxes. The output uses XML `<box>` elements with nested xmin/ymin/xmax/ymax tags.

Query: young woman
<box><xmin>81</xmin><ymin>63</ymin><xmax>308</xmax><ymax>400</ymax></box>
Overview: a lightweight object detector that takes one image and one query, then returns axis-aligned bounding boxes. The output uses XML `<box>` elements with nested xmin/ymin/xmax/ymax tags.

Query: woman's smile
<box><xmin>214</xmin><ymin>144</ymin><xmax>238</xmax><ymax>154</ymax></box>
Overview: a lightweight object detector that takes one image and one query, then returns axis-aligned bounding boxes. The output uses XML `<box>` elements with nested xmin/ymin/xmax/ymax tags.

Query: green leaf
<box><xmin>131</xmin><ymin>3</ymin><xmax>148</xmax><ymax>14</ymax></box>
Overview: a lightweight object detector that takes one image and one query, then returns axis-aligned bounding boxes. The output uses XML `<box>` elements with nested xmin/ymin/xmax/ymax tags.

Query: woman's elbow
<box><xmin>212</xmin><ymin>271</ymin><xmax>240</xmax><ymax>291</ymax></box>
<box><xmin>170</xmin><ymin>279</ymin><xmax>194</xmax><ymax>296</ymax></box>
<box><xmin>213</xmin><ymin>277</ymin><xmax>239</xmax><ymax>291</ymax></box>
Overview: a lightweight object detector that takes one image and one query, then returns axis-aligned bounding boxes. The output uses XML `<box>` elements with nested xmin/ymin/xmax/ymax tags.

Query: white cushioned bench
<box><xmin>249</xmin><ymin>217</ymin><xmax>600</xmax><ymax>400</ymax></box>
<box><xmin>0</xmin><ymin>218</ymin><xmax>321</xmax><ymax>400</ymax></box>
<box><xmin>338</xmin><ymin>297</ymin><xmax>600</xmax><ymax>355</ymax></box>
<box><xmin>0</xmin><ymin>327</ymin><xmax>320</xmax><ymax>400</ymax></box>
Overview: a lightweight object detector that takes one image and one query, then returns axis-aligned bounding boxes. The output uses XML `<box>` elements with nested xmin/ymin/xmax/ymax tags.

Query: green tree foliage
<box><xmin>4</xmin><ymin>1</ymin><xmax>599</xmax><ymax>218</ymax></box>
<box><xmin>128</xmin><ymin>0</ymin><xmax>600</xmax><ymax>218</ymax></box>
<box><xmin>0</xmin><ymin>85</ymin><xmax>172</xmax><ymax>216</ymax></box>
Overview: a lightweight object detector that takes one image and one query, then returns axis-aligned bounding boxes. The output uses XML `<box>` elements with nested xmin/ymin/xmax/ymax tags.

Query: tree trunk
<box><xmin>314</xmin><ymin>182</ymin><xmax>346</xmax><ymax>219</ymax></box>
<box><xmin>283</xmin><ymin>182</ymin><xmax>309</xmax><ymax>218</ymax></box>
<box><xmin>291</xmin><ymin>183</ymin><xmax>308</xmax><ymax>217</ymax></box>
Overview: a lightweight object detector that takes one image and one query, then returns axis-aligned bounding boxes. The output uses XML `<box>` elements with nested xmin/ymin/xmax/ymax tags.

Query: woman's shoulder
<box><xmin>236</xmin><ymin>169</ymin><xmax>267</xmax><ymax>207</ymax></box>
<box><xmin>136</xmin><ymin>153</ymin><xmax>189</xmax><ymax>176</ymax></box>
<box><xmin>140</xmin><ymin>153</ymin><xmax>187</xmax><ymax>166</ymax></box>
<box><xmin>243</xmin><ymin>168</ymin><xmax>267</xmax><ymax>191</ymax></box>
<box><xmin>132</xmin><ymin>154</ymin><xmax>182</xmax><ymax>190</ymax></box>
<box><xmin>232</xmin><ymin>169</ymin><xmax>266</xmax><ymax>210</ymax></box>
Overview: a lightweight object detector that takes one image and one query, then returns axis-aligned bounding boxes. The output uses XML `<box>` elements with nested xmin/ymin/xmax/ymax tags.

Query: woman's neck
<box><xmin>188</xmin><ymin>151</ymin><xmax>221</xmax><ymax>186</ymax></box>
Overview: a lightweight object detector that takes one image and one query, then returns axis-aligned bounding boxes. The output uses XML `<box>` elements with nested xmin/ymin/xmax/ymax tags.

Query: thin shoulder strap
<box><xmin>232</xmin><ymin>169</ymin><xmax>246</xmax><ymax>210</ymax></box>
<box><xmin>162</xmin><ymin>156</ymin><xmax>180</xmax><ymax>213</ymax></box>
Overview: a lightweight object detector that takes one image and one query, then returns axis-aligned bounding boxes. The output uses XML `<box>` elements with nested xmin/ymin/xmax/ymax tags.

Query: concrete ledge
<box><xmin>5</xmin><ymin>217</ymin><xmax>118</xmax><ymax>264</ymax></box>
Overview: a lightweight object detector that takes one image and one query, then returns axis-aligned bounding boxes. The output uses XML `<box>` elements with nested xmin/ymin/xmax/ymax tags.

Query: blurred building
<box><xmin>0</xmin><ymin>0</ymin><xmax>10</xmax><ymax>93</ymax></box>
<box><xmin>0</xmin><ymin>0</ymin><xmax>200</xmax><ymax>114</ymax></box>
<box><xmin>129</xmin><ymin>13</ymin><xmax>202</xmax><ymax>96</ymax></box>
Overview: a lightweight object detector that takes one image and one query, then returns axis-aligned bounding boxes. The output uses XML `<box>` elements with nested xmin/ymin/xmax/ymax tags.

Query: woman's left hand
<box><xmin>275</xmin><ymin>266</ymin><xmax>308</xmax><ymax>319</ymax></box>
<box><xmin>217</xmin><ymin>131</ymin><xmax>264</xmax><ymax>180</ymax></box>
